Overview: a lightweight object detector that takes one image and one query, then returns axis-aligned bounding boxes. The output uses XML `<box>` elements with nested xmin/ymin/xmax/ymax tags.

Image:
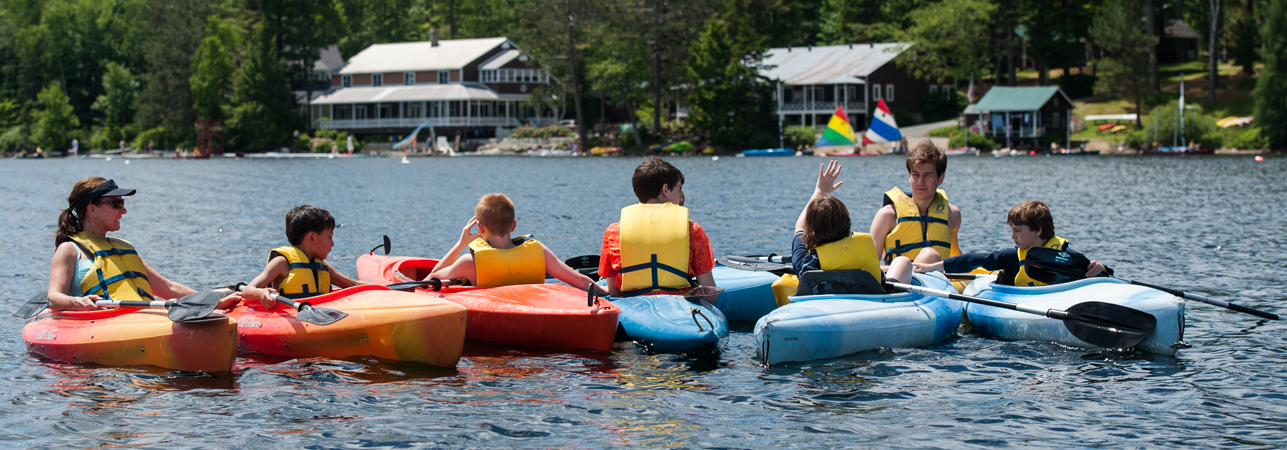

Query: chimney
<box><xmin>431</xmin><ymin>29</ymin><xmax>440</xmax><ymax>47</ymax></box>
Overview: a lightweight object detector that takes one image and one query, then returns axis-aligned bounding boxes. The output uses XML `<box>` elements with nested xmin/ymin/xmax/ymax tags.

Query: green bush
<box><xmin>509</xmin><ymin>125</ymin><xmax>575</xmax><ymax>139</ymax></box>
<box><xmin>928</xmin><ymin>125</ymin><xmax>957</xmax><ymax>138</ymax></box>
<box><xmin>947</xmin><ymin>132</ymin><xmax>1000</xmax><ymax>151</ymax></box>
<box><xmin>312</xmin><ymin>139</ymin><xmax>335</xmax><ymax>153</ymax></box>
<box><xmin>133</xmin><ymin>127</ymin><xmax>168</xmax><ymax>151</ymax></box>
<box><xmin>783</xmin><ymin>126</ymin><xmax>818</xmax><ymax>149</ymax></box>
<box><xmin>921</xmin><ymin>90</ymin><xmax>967</xmax><ymax>123</ymax></box>
<box><xmin>887</xmin><ymin>104</ymin><xmax>917</xmax><ymax>126</ymax></box>
<box><xmin>0</xmin><ymin>125</ymin><xmax>31</xmax><ymax>153</ymax></box>
<box><xmin>1224</xmin><ymin>127</ymin><xmax>1268</xmax><ymax>150</ymax></box>
<box><xmin>1143</xmin><ymin>101</ymin><xmax>1221</xmax><ymax>149</ymax></box>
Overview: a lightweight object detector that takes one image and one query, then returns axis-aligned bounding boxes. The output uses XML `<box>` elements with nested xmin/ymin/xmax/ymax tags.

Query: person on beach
<box><xmin>47</xmin><ymin>177</ymin><xmax>242</xmax><ymax>311</ymax></box>
<box><xmin>239</xmin><ymin>205</ymin><xmax>366</xmax><ymax>308</ymax></box>
<box><xmin>775</xmin><ymin>161</ymin><xmax>914</xmax><ymax>301</ymax></box>
<box><xmin>869</xmin><ymin>139</ymin><xmax>961</xmax><ymax>271</ymax></box>
<box><xmin>426</xmin><ymin>193</ymin><xmax>609</xmax><ymax>294</ymax></box>
<box><xmin>914</xmin><ymin>200</ymin><xmax>1106</xmax><ymax>286</ymax></box>
<box><xmin>598</xmin><ymin>158</ymin><xmax>718</xmax><ymax>301</ymax></box>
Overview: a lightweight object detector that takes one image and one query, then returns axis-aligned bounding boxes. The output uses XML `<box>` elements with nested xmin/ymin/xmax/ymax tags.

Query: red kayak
<box><xmin>356</xmin><ymin>254</ymin><xmax>619</xmax><ymax>351</ymax></box>
<box><xmin>226</xmin><ymin>284</ymin><xmax>467</xmax><ymax>367</ymax></box>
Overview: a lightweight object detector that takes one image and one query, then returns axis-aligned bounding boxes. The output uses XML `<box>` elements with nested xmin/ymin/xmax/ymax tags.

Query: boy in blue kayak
<box><xmin>869</xmin><ymin>140</ymin><xmax>961</xmax><ymax>268</ymax></box>
<box><xmin>240</xmin><ymin>205</ymin><xmax>365</xmax><ymax>307</ymax></box>
<box><xmin>427</xmin><ymin>193</ymin><xmax>608</xmax><ymax>294</ymax></box>
<box><xmin>914</xmin><ymin>200</ymin><xmax>1106</xmax><ymax>286</ymax></box>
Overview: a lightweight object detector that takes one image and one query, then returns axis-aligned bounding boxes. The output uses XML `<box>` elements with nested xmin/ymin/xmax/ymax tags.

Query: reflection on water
<box><xmin>1</xmin><ymin>156</ymin><xmax>1286</xmax><ymax>446</ymax></box>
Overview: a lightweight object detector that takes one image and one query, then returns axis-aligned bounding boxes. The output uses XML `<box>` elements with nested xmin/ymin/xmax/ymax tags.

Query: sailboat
<box><xmin>847</xmin><ymin>98</ymin><xmax>903</xmax><ymax>155</ymax></box>
<box><xmin>1143</xmin><ymin>76</ymin><xmax>1213</xmax><ymax>155</ymax></box>
<box><xmin>814</xmin><ymin>106</ymin><xmax>866</xmax><ymax>156</ymax></box>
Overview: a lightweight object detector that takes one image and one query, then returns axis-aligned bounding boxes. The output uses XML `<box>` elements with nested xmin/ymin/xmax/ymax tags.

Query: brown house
<box><xmin>1159</xmin><ymin>19</ymin><xmax>1200</xmax><ymax>64</ymax></box>
<box><xmin>965</xmin><ymin>86</ymin><xmax>1075</xmax><ymax>149</ymax></box>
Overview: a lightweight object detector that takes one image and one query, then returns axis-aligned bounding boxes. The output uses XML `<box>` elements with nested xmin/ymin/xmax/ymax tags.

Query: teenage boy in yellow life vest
<box><xmin>914</xmin><ymin>200</ymin><xmax>1106</xmax><ymax>286</ymax></box>
<box><xmin>240</xmin><ymin>205</ymin><xmax>366</xmax><ymax>307</ymax></box>
<box><xmin>426</xmin><ymin>193</ymin><xmax>609</xmax><ymax>294</ymax></box>
<box><xmin>869</xmin><ymin>139</ymin><xmax>962</xmax><ymax>269</ymax></box>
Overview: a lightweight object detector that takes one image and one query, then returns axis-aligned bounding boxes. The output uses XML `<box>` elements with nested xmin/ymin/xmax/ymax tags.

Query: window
<box><xmin>1052</xmin><ymin>112</ymin><xmax>1061</xmax><ymax>128</ymax></box>
<box><xmin>341</xmin><ymin>75</ymin><xmax>351</xmax><ymax>88</ymax></box>
<box><xmin>405</xmin><ymin>102</ymin><xmax>422</xmax><ymax>118</ymax></box>
<box><xmin>942</xmin><ymin>84</ymin><xmax>951</xmax><ymax>93</ymax></box>
<box><xmin>438</xmin><ymin>71</ymin><xmax>449</xmax><ymax>84</ymax></box>
<box><xmin>355</xmin><ymin>106</ymin><xmax>367</xmax><ymax>120</ymax></box>
<box><xmin>379</xmin><ymin>104</ymin><xmax>392</xmax><ymax>118</ymax></box>
<box><xmin>872</xmin><ymin>85</ymin><xmax>882</xmax><ymax>100</ymax></box>
<box><xmin>405</xmin><ymin>72</ymin><xmax>415</xmax><ymax>85</ymax></box>
<box><xmin>373</xmin><ymin>73</ymin><xmax>383</xmax><ymax>87</ymax></box>
<box><xmin>886</xmin><ymin>84</ymin><xmax>894</xmax><ymax>102</ymax></box>
<box><xmin>929</xmin><ymin>85</ymin><xmax>938</xmax><ymax>93</ymax></box>
<box><xmin>334</xmin><ymin>105</ymin><xmax>351</xmax><ymax>120</ymax></box>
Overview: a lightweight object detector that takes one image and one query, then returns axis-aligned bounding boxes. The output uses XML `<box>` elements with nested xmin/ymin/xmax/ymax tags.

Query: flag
<box><xmin>862</xmin><ymin>98</ymin><xmax>903</xmax><ymax>145</ymax></box>
<box><xmin>966</xmin><ymin>75</ymin><xmax>975</xmax><ymax>104</ymax></box>
<box><xmin>814</xmin><ymin>105</ymin><xmax>857</xmax><ymax>147</ymax></box>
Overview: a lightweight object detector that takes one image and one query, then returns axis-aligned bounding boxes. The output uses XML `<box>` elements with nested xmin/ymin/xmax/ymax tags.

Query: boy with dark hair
<box><xmin>427</xmin><ymin>193</ymin><xmax>609</xmax><ymax>293</ymax></box>
<box><xmin>870</xmin><ymin>139</ymin><xmax>961</xmax><ymax>268</ymax></box>
<box><xmin>915</xmin><ymin>200</ymin><xmax>1106</xmax><ymax>286</ymax></box>
<box><xmin>598</xmin><ymin>159</ymin><xmax>718</xmax><ymax>299</ymax></box>
<box><xmin>241</xmin><ymin>205</ymin><xmax>365</xmax><ymax>307</ymax></box>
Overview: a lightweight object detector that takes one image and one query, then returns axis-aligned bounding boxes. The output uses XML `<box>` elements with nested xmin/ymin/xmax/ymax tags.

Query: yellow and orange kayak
<box><xmin>23</xmin><ymin>308</ymin><xmax>238</xmax><ymax>373</ymax></box>
<box><xmin>226</xmin><ymin>285</ymin><xmax>467</xmax><ymax>367</ymax></box>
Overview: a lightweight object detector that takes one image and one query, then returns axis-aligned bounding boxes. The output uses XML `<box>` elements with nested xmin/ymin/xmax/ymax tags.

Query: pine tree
<box><xmin>1255</xmin><ymin>0</ymin><xmax>1287</xmax><ymax>151</ymax></box>
<box><xmin>190</xmin><ymin>16</ymin><xmax>238</xmax><ymax>121</ymax></box>
<box><xmin>34</xmin><ymin>83</ymin><xmax>80</xmax><ymax>154</ymax></box>
<box><xmin>1089</xmin><ymin>2</ymin><xmax>1155</xmax><ymax>128</ymax></box>
<box><xmin>227</xmin><ymin>26</ymin><xmax>300</xmax><ymax>151</ymax></box>
<box><xmin>91</xmin><ymin>62</ymin><xmax>139</xmax><ymax>144</ymax></box>
<box><xmin>686</xmin><ymin>0</ymin><xmax>777</xmax><ymax>150</ymax></box>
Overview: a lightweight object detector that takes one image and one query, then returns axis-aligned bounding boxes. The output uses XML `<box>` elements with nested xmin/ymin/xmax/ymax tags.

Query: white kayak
<box><xmin>754</xmin><ymin>272</ymin><xmax>963</xmax><ymax>365</ymax></box>
<box><xmin>962</xmin><ymin>275</ymin><xmax>1186</xmax><ymax>355</ymax></box>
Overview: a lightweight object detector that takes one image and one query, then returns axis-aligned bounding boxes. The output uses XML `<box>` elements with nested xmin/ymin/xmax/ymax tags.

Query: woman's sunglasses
<box><xmin>92</xmin><ymin>199</ymin><xmax>126</xmax><ymax>210</ymax></box>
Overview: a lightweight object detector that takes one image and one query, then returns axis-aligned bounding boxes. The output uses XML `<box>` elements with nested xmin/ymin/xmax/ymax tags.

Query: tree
<box><xmin>820</xmin><ymin>0</ymin><xmax>924</xmax><ymax>45</ymax></box>
<box><xmin>514</xmin><ymin>0</ymin><xmax>603</xmax><ymax>153</ymax></box>
<box><xmin>190</xmin><ymin>16</ymin><xmax>238</xmax><ymax>121</ymax></box>
<box><xmin>227</xmin><ymin>26</ymin><xmax>299</xmax><ymax>151</ymax></box>
<box><xmin>34</xmin><ymin>82</ymin><xmax>80</xmax><ymax>153</ymax></box>
<box><xmin>896</xmin><ymin>0</ymin><xmax>996</xmax><ymax>84</ymax></box>
<box><xmin>1089</xmin><ymin>2</ymin><xmax>1155</xmax><ymax>128</ymax></box>
<box><xmin>1208</xmin><ymin>0</ymin><xmax>1222</xmax><ymax>103</ymax></box>
<box><xmin>91</xmin><ymin>62</ymin><xmax>139</xmax><ymax>143</ymax></box>
<box><xmin>1021</xmin><ymin>0</ymin><xmax>1098</xmax><ymax>86</ymax></box>
<box><xmin>1228</xmin><ymin>1</ymin><xmax>1260</xmax><ymax>75</ymax></box>
<box><xmin>135</xmin><ymin>0</ymin><xmax>213</xmax><ymax>144</ymax></box>
<box><xmin>686</xmin><ymin>0</ymin><xmax>778</xmax><ymax>150</ymax></box>
<box><xmin>1255</xmin><ymin>0</ymin><xmax>1287</xmax><ymax>150</ymax></box>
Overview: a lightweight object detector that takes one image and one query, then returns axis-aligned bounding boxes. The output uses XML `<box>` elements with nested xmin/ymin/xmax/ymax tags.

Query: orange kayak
<box><xmin>226</xmin><ymin>284</ymin><xmax>467</xmax><ymax>367</ymax></box>
<box><xmin>357</xmin><ymin>254</ymin><xmax>619</xmax><ymax>351</ymax></box>
<box><xmin>23</xmin><ymin>308</ymin><xmax>238</xmax><ymax>373</ymax></box>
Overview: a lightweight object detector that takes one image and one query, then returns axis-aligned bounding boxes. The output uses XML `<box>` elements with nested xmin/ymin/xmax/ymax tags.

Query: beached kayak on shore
<box><xmin>227</xmin><ymin>284</ymin><xmax>467</xmax><ymax>367</ymax></box>
<box><xmin>23</xmin><ymin>308</ymin><xmax>238</xmax><ymax>372</ymax></box>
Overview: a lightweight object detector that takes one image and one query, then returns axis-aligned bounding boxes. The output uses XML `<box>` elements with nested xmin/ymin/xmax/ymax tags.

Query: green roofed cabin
<box><xmin>964</xmin><ymin>86</ymin><xmax>1074</xmax><ymax>147</ymax></box>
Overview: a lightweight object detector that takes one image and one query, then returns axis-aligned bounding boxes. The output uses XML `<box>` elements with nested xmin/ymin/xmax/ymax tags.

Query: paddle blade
<box><xmin>1062</xmin><ymin>301</ymin><xmax>1157</xmax><ymax>349</ymax></box>
<box><xmin>385</xmin><ymin>280</ymin><xmax>429</xmax><ymax>291</ymax></box>
<box><xmin>167</xmin><ymin>291</ymin><xmax>224</xmax><ymax>322</ymax></box>
<box><xmin>564</xmin><ymin>255</ymin><xmax>601</xmax><ymax>280</ymax></box>
<box><xmin>684</xmin><ymin>285</ymin><xmax>725</xmax><ymax>299</ymax></box>
<box><xmin>294</xmin><ymin>304</ymin><xmax>348</xmax><ymax>326</ymax></box>
<box><xmin>13</xmin><ymin>292</ymin><xmax>51</xmax><ymax>319</ymax></box>
<box><xmin>716</xmin><ymin>256</ymin><xmax>794</xmax><ymax>275</ymax></box>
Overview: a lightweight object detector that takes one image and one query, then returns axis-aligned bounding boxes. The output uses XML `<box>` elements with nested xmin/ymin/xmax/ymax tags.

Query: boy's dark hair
<box><xmin>803</xmin><ymin>196</ymin><xmax>852</xmax><ymax>249</ymax></box>
<box><xmin>285</xmin><ymin>205</ymin><xmax>335</xmax><ymax>246</ymax></box>
<box><xmin>1007</xmin><ymin>200</ymin><xmax>1055</xmax><ymax>241</ymax></box>
<box><xmin>905</xmin><ymin>139</ymin><xmax>947</xmax><ymax>176</ymax></box>
<box><xmin>475</xmin><ymin>193</ymin><xmax>515</xmax><ymax>235</ymax></box>
<box><xmin>632</xmin><ymin>158</ymin><xmax>685</xmax><ymax>202</ymax></box>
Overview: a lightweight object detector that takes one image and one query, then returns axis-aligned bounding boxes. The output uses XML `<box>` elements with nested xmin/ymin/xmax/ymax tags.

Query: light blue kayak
<box><xmin>710</xmin><ymin>265</ymin><xmax>781</xmax><ymax>322</ymax></box>
<box><xmin>739</xmin><ymin>148</ymin><xmax>793</xmax><ymax>157</ymax></box>
<box><xmin>962</xmin><ymin>275</ymin><xmax>1186</xmax><ymax>355</ymax></box>
<box><xmin>612</xmin><ymin>295</ymin><xmax>729</xmax><ymax>354</ymax></box>
<box><xmin>754</xmin><ymin>272</ymin><xmax>962</xmax><ymax>365</ymax></box>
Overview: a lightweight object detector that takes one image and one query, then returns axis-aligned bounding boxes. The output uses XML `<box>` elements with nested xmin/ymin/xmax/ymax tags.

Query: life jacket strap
<box><xmin>618</xmin><ymin>254</ymin><xmax>691</xmax><ymax>296</ymax></box>
<box><xmin>885</xmin><ymin>240</ymin><xmax>952</xmax><ymax>261</ymax></box>
<box><xmin>895</xmin><ymin>216</ymin><xmax>950</xmax><ymax>226</ymax></box>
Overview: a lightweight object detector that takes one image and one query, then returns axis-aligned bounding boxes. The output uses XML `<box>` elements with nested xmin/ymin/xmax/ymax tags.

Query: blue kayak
<box><xmin>754</xmin><ymin>272</ymin><xmax>962</xmax><ymax>365</ymax></box>
<box><xmin>709</xmin><ymin>265</ymin><xmax>781</xmax><ymax>322</ymax></box>
<box><xmin>739</xmin><ymin>148</ymin><xmax>793</xmax><ymax>157</ymax></box>
<box><xmin>612</xmin><ymin>294</ymin><xmax>729</xmax><ymax>353</ymax></box>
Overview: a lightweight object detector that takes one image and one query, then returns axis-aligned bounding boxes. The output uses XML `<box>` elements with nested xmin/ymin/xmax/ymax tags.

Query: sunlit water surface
<box><xmin>1</xmin><ymin>154</ymin><xmax>1285</xmax><ymax>447</ymax></box>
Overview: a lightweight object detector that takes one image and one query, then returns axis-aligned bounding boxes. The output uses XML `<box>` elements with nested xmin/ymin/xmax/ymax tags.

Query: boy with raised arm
<box><xmin>427</xmin><ymin>193</ymin><xmax>608</xmax><ymax>294</ymax></box>
<box><xmin>598</xmin><ymin>159</ymin><xmax>718</xmax><ymax>301</ymax></box>
<box><xmin>870</xmin><ymin>139</ymin><xmax>962</xmax><ymax>269</ymax></box>
<box><xmin>240</xmin><ymin>205</ymin><xmax>366</xmax><ymax>307</ymax></box>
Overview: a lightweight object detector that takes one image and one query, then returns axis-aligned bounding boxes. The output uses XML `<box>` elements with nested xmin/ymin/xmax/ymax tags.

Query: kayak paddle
<box><xmin>1025</xmin><ymin>247</ymin><xmax>1280</xmax><ymax>320</ymax></box>
<box><xmin>563</xmin><ymin>254</ymin><xmax>601</xmax><ymax>280</ymax></box>
<box><xmin>886</xmin><ymin>281</ymin><xmax>1158</xmax><ymax>350</ymax></box>
<box><xmin>384</xmin><ymin>278</ymin><xmax>469</xmax><ymax>291</ymax></box>
<box><xmin>13</xmin><ymin>291</ymin><xmax>224</xmax><ymax>322</ymax></box>
<box><xmin>369</xmin><ymin>235</ymin><xmax>392</xmax><ymax>255</ymax></box>
<box><xmin>234</xmin><ymin>283</ymin><xmax>347</xmax><ymax>326</ymax></box>
<box><xmin>716</xmin><ymin>255</ymin><xmax>795</xmax><ymax>275</ymax></box>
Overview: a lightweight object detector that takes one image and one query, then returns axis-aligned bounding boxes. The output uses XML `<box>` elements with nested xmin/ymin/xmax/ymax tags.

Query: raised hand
<box><xmin>814</xmin><ymin>160</ymin><xmax>844</xmax><ymax>197</ymax></box>
<box><xmin>458</xmin><ymin>217</ymin><xmax>482</xmax><ymax>244</ymax></box>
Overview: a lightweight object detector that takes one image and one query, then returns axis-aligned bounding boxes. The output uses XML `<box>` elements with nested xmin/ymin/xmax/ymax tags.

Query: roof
<box><xmin>973</xmin><ymin>87</ymin><xmax>1075</xmax><ymax>112</ymax></box>
<box><xmin>758</xmin><ymin>43</ymin><xmax>911</xmax><ymax>85</ymax></box>
<box><xmin>339</xmin><ymin>37</ymin><xmax>512</xmax><ymax>74</ymax></box>
<box><xmin>311</xmin><ymin>83</ymin><xmax>505</xmax><ymax>104</ymax></box>
<box><xmin>313</xmin><ymin>45</ymin><xmax>344</xmax><ymax>73</ymax></box>
<box><xmin>480</xmin><ymin>49</ymin><xmax>521</xmax><ymax>70</ymax></box>
<box><xmin>1164</xmin><ymin>20</ymin><xmax>1200</xmax><ymax>39</ymax></box>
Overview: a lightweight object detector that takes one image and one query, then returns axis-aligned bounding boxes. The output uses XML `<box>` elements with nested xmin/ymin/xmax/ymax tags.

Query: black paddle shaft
<box><xmin>1121</xmin><ymin>278</ymin><xmax>1280</xmax><ymax>320</ymax></box>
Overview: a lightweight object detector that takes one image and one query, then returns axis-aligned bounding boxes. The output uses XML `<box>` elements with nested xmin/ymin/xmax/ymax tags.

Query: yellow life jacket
<box><xmin>814</xmin><ymin>232</ymin><xmax>885</xmax><ymax>286</ymax></box>
<box><xmin>468</xmin><ymin>235</ymin><xmax>546</xmax><ymax>287</ymax></box>
<box><xmin>883</xmin><ymin>187</ymin><xmax>952</xmax><ymax>263</ymax></box>
<box><xmin>69</xmin><ymin>231</ymin><xmax>153</xmax><ymax>301</ymax></box>
<box><xmin>270</xmin><ymin>246</ymin><xmax>330</xmax><ymax>299</ymax></box>
<box><xmin>1013</xmin><ymin>236</ymin><xmax>1070</xmax><ymax>287</ymax></box>
<box><xmin>618</xmin><ymin>202</ymin><xmax>690</xmax><ymax>296</ymax></box>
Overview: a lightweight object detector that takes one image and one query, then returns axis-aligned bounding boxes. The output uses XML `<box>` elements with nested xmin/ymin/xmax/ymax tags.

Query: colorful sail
<box><xmin>862</xmin><ymin>98</ymin><xmax>903</xmax><ymax>145</ymax></box>
<box><xmin>814</xmin><ymin>106</ymin><xmax>857</xmax><ymax>147</ymax></box>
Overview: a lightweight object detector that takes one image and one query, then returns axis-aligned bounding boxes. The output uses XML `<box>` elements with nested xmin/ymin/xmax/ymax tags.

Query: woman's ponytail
<box><xmin>55</xmin><ymin>177</ymin><xmax>107</xmax><ymax>248</ymax></box>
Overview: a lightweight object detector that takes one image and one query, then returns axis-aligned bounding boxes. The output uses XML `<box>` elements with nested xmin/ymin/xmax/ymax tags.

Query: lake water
<box><xmin>2</xmin><ymin>154</ymin><xmax>1285</xmax><ymax>448</ymax></box>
